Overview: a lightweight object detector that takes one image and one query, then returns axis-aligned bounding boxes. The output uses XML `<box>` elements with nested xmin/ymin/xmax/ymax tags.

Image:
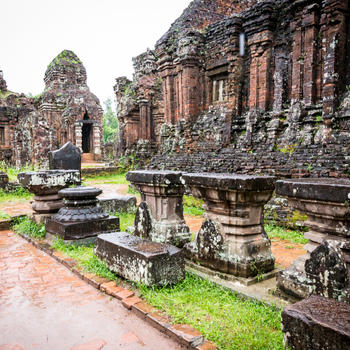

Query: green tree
<box><xmin>103</xmin><ymin>97</ymin><xmax>119</xmax><ymax>143</ymax></box>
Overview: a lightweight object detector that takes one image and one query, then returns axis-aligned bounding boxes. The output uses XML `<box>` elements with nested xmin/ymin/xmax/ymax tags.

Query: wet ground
<box><xmin>0</xmin><ymin>230</ymin><xmax>182</xmax><ymax>350</ymax></box>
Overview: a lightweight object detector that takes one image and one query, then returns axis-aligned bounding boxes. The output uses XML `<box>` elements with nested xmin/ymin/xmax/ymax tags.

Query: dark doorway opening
<box><xmin>82</xmin><ymin>112</ymin><xmax>91</xmax><ymax>153</ymax></box>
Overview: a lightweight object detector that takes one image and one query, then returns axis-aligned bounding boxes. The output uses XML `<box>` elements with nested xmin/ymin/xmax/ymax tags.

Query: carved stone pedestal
<box><xmin>46</xmin><ymin>186</ymin><xmax>119</xmax><ymax>244</ymax></box>
<box><xmin>183</xmin><ymin>173</ymin><xmax>276</xmax><ymax>278</ymax></box>
<box><xmin>126</xmin><ymin>171</ymin><xmax>191</xmax><ymax>248</ymax></box>
<box><xmin>17</xmin><ymin>170</ymin><xmax>81</xmax><ymax>224</ymax></box>
<box><xmin>276</xmin><ymin>178</ymin><xmax>350</xmax><ymax>300</ymax></box>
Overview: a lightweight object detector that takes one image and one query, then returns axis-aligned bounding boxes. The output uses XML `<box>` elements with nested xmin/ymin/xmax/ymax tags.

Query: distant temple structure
<box><xmin>0</xmin><ymin>50</ymin><xmax>104</xmax><ymax>167</ymax></box>
<box><xmin>115</xmin><ymin>0</ymin><xmax>350</xmax><ymax>179</ymax></box>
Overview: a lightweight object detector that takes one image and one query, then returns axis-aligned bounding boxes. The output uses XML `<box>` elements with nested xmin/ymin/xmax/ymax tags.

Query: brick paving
<box><xmin>0</xmin><ymin>230</ymin><xmax>182</xmax><ymax>350</ymax></box>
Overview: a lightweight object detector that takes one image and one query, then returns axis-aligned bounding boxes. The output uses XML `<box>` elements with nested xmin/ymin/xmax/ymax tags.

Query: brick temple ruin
<box><xmin>115</xmin><ymin>0</ymin><xmax>350</xmax><ymax>178</ymax></box>
<box><xmin>0</xmin><ymin>50</ymin><xmax>103</xmax><ymax>167</ymax></box>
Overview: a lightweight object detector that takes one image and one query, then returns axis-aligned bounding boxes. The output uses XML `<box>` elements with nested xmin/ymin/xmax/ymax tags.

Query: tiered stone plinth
<box><xmin>95</xmin><ymin>232</ymin><xmax>185</xmax><ymax>286</ymax></box>
<box><xmin>276</xmin><ymin>178</ymin><xmax>350</xmax><ymax>300</ymax></box>
<box><xmin>183</xmin><ymin>173</ymin><xmax>276</xmax><ymax>278</ymax></box>
<box><xmin>17</xmin><ymin>170</ymin><xmax>80</xmax><ymax>224</ymax></box>
<box><xmin>126</xmin><ymin>171</ymin><xmax>191</xmax><ymax>248</ymax></box>
<box><xmin>45</xmin><ymin>186</ymin><xmax>119</xmax><ymax>244</ymax></box>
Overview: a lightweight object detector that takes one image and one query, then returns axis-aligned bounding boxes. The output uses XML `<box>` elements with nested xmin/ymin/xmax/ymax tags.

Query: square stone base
<box><xmin>94</xmin><ymin>232</ymin><xmax>185</xmax><ymax>286</ymax></box>
<box><xmin>45</xmin><ymin>231</ymin><xmax>98</xmax><ymax>246</ymax></box>
<box><xmin>45</xmin><ymin>216</ymin><xmax>120</xmax><ymax>240</ymax></box>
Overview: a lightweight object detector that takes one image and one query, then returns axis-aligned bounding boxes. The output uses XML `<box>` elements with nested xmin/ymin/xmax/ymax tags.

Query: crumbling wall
<box><xmin>115</xmin><ymin>0</ymin><xmax>350</xmax><ymax>180</ymax></box>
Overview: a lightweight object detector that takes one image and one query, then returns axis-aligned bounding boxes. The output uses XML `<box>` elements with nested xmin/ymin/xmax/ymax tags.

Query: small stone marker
<box><xmin>183</xmin><ymin>173</ymin><xmax>276</xmax><ymax>278</ymax></box>
<box><xmin>94</xmin><ymin>232</ymin><xmax>185</xmax><ymax>286</ymax></box>
<box><xmin>126</xmin><ymin>170</ymin><xmax>191</xmax><ymax>247</ymax></box>
<box><xmin>17</xmin><ymin>170</ymin><xmax>80</xmax><ymax>224</ymax></box>
<box><xmin>45</xmin><ymin>186</ymin><xmax>119</xmax><ymax>243</ymax></box>
<box><xmin>49</xmin><ymin>141</ymin><xmax>81</xmax><ymax>171</ymax></box>
<box><xmin>282</xmin><ymin>295</ymin><xmax>350</xmax><ymax>350</ymax></box>
<box><xmin>276</xmin><ymin>178</ymin><xmax>350</xmax><ymax>300</ymax></box>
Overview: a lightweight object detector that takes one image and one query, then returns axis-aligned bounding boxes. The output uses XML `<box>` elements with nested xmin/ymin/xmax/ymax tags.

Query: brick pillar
<box><xmin>93</xmin><ymin>125</ymin><xmax>101</xmax><ymax>156</ymax></box>
<box><xmin>321</xmin><ymin>1</ymin><xmax>348</xmax><ymax>119</ymax></box>
<box><xmin>179</xmin><ymin>58</ymin><xmax>201</xmax><ymax>122</ymax></box>
<box><xmin>244</xmin><ymin>2</ymin><xmax>276</xmax><ymax>112</ymax></box>
<box><xmin>138</xmin><ymin>98</ymin><xmax>153</xmax><ymax>141</ymax></box>
<box><xmin>74</xmin><ymin>122</ymin><xmax>82</xmax><ymax>153</ymax></box>
<box><xmin>160</xmin><ymin>67</ymin><xmax>176</xmax><ymax>124</ymax></box>
<box><xmin>291</xmin><ymin>8</ymin><xmax>320</xmax><ymax>106</ymax></box>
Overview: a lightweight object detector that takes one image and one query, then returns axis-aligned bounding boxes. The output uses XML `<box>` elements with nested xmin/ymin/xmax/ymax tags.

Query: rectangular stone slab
<box><xmin>98</xmin><ymin>195</ymin><xmax>137</xmax><ymax>214</ymax></box>
<box><xmin>45</xmin><ymin>216</ymin><xmax>120</xmax><ymax>240</ymax></box>
<box><xmin>126</xmin><ymin>170</ymin><xmax>184</xmax><ymax>186</ymax></box>
<box><xmin>94</xmin><ymin>232</ymin><xmax>185</xmax><ymax>286</ymax></box>
<box><xmin>182</xmin><ymin>173</ymin><xmax>276</xmax><ymax>191</ymax></box>
<box><xmin>276</xmin><ymin>178</ymin><xmax>350</xmax><ymax>203</ymax></box>
<box><xmin>282</xmin><ymin>295</ymin><xmax>350</xmax><ymax>350</ymax></box>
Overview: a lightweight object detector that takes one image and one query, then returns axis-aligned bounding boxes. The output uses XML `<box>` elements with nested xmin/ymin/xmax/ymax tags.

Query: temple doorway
<box><xmin>82</xmin><ymin>113</ymin><xmax>91</xmax><ymax>153</ymax></box>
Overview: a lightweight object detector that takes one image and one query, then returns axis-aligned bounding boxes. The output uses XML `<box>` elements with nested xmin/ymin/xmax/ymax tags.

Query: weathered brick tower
<box><xmin>115</xmin><ymin>0</ymin><xmax>350</xmax><ymax>179</ymax></box>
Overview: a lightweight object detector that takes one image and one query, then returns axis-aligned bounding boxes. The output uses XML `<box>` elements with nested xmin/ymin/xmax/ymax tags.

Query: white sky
<box><xmin>0</xmin><ymin>0</ymin><xmax>192</xmax><ymax>107</ymax></box>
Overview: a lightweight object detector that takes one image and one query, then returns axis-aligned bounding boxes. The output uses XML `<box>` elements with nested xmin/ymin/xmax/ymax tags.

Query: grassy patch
<box><xmin>183</xmin><ymin>195</ymin><xmax>205</xmax><ymax>216</ymax></box>
<box><xmin>0</xmin><ymin>210</ymin><xmax>11</xmax><ymax>220</ymax></box>
<box><xmin>110</xmin><ymin>210</ymin><xmax>136</xmax><ymax>232</ymax></box>
<box><xmin>265</xmin><ymin>224</ymin><xmax>308</xmax><ymax>244</ymax></box>
<box><xmin>12</xmin><ymin>216</ymin><xmax>46</xmax><ymax>239</ymax></box>
<box><xmin>0</xmin><ymin>162</ymin><xmax>37</xmax><ymax>182</ymax></box>
<box><xmin>84</xmin><ymin>172</ymin><xmax>128</xmax><ymax>185</ymax></box>
<box><xmin>139</xmin><ymin>273</ymin><xmax>283</xmax><ymax>350</ymax></box>
<box><xmin>0</xmin><ymin>187</ymin><xmax>33</xmax><ymax>203</ymax></box>
<box><xmin>52</xmin><ymin>238</ymin><xmax>120</xmax><ymax>283</ymax></box>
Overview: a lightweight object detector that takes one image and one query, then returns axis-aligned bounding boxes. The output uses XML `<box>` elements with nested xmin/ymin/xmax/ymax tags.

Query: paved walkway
<box><xmin>0</xmin><ymin>230</ymin><xmax>181</xmax><ymax>350</ymax></box>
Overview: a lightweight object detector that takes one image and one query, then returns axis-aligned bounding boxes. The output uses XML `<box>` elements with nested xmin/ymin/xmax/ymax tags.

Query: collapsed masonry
<box><xmin>0</xmin><ymin>50</ymin><xmax>103</xmax><ymax>168</ymax></box>
<box><xmin>115</xmin><ymin>0</ymin><xmax>350</xmax><ymax>178</ymax></box>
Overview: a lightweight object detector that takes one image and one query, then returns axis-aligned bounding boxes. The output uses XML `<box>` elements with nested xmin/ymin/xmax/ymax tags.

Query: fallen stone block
<box><xmin>94</xmin><ymin>232</ymin><xmax>185</xmax><ymax>286</ymax></box>
<box><xmin>282</xmin><ymin>295</ymin><xmax>350</xmax><ymax>350</ymax></box>
<box><xmin>99</xmin><ymin>195</ymin><xmax>137</xmax><ymax>214</ymax></box>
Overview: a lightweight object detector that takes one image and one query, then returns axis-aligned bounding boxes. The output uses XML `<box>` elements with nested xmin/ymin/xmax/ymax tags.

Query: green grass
<box><xmin>12</xmin><ymin>216</ymin><xmax>46</xmax><ymax>239</ymax></box>
<box><xmin>139</xmin><ymin>273</ymin><xmax>283</xmax><ymax>350</ymax></box>
<box><xmin>0</xmin><ymin>161</ymin><xmax>37</xmax><ymax>182</ymax></box>
<box><xmin>110</xmin><ymin>210</ymin><xmax>136</xmax><ymax>232</ymax></box>
<box><xmin>84</xmin><ymin>172</ymin><xmax>129</xmax><ymax>185</ymax></box>
<box><xmin>52</xmin><ymin>238</ymin><xmax>120</xmax><ymax>283</ymax></box>
<box><xmin>265</xmin><ymin>224</ymin><xmax>308</xmax><ymax>244</ymax></box>
<box><xmin>0</xmin><ymin>187</ymin><xmax>33</xmax><ymax>203</ymax></box>
<box><xmin>0</xmin><ymin>210</ymin><xmax>11</xmax><ymax>220</ymax></box>
<box><xmin>183</xmin><ymin>195</ymin><xmax>205</xmax><ymax>216</ymax></box>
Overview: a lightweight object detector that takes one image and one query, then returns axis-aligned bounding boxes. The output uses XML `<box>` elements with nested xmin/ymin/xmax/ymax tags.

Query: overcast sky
<box><xmin>1</xmin><ymin>0</ymin><xmax>192</xmax><ymax>107</ymax></box>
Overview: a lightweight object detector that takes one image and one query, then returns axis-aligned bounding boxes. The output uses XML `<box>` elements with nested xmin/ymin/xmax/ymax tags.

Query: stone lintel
<box><xmin>276</xmin><ymin>178</ymin><xmax>350</xmax><ymax>203</ymax></box>
<box><xmin>126</xmin><ymin>170</ymin><xmax>184</xmax><ymax>187</ymax></box>
<box><xmin>94</xmin><ymin>232</ymin><xmax>185</xmax><ymax>286</ymax></box>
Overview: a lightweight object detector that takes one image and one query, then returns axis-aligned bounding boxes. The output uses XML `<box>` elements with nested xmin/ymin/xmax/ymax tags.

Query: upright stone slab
<box><xmin>17</xmin><ymin>170</ymin><xmax>80</xmax><ymax>224</ymax></box>
<box><xmin>95</xmin><ymin>232</ymin><xmax>185</xmax><ymax>286</ymax></box>
<box><xmin>45</xmin><ymin>186</ymin><xmax>119</xmax><ymax>243</ymax></box>
<box><xmin>49</xmin><ymin>141</ymin><xmax>81</xmax><ymax>172</ymax></box>
<box><xmin>276</xmin><ymin>178</ymin><xmax>350</xmax><ymax>299</ymax></box>
<box><xmin>183</xmin><ymin>173</ymin><xmax>276</xmax><ymax>278</ymax></box>
<box><xmin>282</xmin><ymin>295</ymin><xmax>350</xmax><ymax>350</ymax></box>
<box><xmin>98</xmin><ymin>195</ymin><xmax>137</xmax><ymax>214</ymax></box>
<box><xmin>126</xmin><ymin>171</ymin><xmax>191</xmax><ymax>247</ymax></box>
